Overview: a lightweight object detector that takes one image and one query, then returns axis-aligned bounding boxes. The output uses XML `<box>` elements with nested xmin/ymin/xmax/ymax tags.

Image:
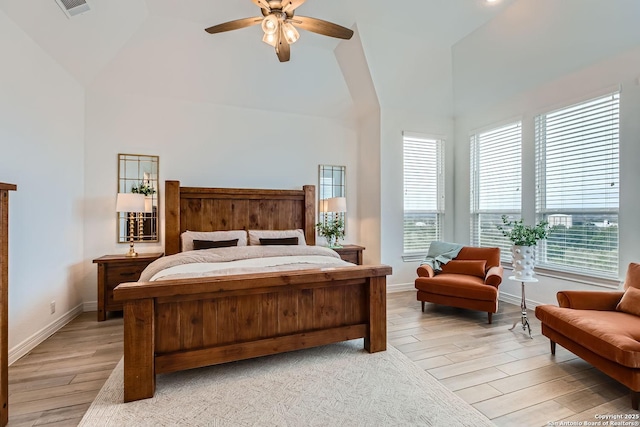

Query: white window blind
<box><xmin>403</xmin><ymin>134</ymin><xmax>444</xmax><ymax>254</ymax></box>
<box><xmin>535</xmin><ymin>91</ymin><xmax>620</xmax><ymax>278</ymax></box>
<box><xmin>470</xmin><ymin>122</ymin><xmax>522</xmax><ymax>260</ymax></box>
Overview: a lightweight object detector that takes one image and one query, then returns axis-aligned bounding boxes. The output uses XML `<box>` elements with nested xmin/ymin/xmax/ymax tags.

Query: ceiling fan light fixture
<box><xmin>262</xmin><ymin>32</ymin><xmax>277</xmax><ymax>47</ymax></box>
<box><xmin>204</xmin><ymin>0</ymin><xmax>354</xmax><ymax>63</ymax></box>
<box><xmin>261</xmin><ymin>14</ymin><xmax>279</xmax><ymax>35</ymax></box>
<box><xmin>283</xmin><ymin>22</ymin><xmax>299</xmax><ymax>44</ymax></box>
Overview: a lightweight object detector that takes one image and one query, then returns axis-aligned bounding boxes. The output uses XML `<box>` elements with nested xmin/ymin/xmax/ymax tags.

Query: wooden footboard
<box><xmin>114</xmin><ymin>265</ymin><xmax>391</xmax><ymax>402</ymax></box>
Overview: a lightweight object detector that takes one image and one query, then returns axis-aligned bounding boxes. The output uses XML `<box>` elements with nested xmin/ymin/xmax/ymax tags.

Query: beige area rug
<box><xmin>80</xmin><ymin>340</ymin><xmax>492</xmax><ymax>426</ymax></box>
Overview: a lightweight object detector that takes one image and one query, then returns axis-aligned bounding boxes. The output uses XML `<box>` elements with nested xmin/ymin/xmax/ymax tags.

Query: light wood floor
<box><xmin>8</xmin><ymin>313</ymin><xmax>123</xmax><ymax>426</ymax></box>
<box><xmin>7</xmin><ymin>292</ymin><xmax>639</xmax><ymax>426</ymax></box>
<box><xmin>388</xmin><ymin>291</ymin><xmax>638</xmax><ymax>426</ymax></box>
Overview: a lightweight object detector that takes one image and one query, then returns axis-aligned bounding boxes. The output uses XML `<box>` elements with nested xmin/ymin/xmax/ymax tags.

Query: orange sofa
<box><xmin>535</xmin><ymin>263</ymin><xmax>640</xmax><ymax>410</ymax></box>
<box><xmin>415</xmin><ymin>246</ymin><xmax>503</xmax><ymax>324</ymax></box>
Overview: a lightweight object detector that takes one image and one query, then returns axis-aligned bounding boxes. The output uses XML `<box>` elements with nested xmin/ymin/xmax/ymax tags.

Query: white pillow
<box><xmin>181</xmin><ymin>230</ymin><xmax>248</xmax><ymax>251</ymax></box>
<box><xmin>248</xmin><ymin>229</ymin><xmax>307</xmax><ymax>246</ymax></box>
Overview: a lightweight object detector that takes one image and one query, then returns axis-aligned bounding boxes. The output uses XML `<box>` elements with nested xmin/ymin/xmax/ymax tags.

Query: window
<box><xmin>470</xmin><ymin>122</ymin><xmax>522</xmax><ymax>260</ymax></box>
<box><xmin>403</xmin><ymin>133</ymin><xmax>444</xmax><ymax>254</ymax></box>
<box><xmin>535</xmin><ymin>92</ymin><xmax>620</xmax><ymax>278</ymax></box>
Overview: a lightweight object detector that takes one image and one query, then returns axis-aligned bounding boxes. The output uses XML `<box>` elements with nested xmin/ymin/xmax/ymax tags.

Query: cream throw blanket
<box><xmin>139</xmin><ymin>246</ymin><xmax>350</xmax><ymax>282</ymax></box>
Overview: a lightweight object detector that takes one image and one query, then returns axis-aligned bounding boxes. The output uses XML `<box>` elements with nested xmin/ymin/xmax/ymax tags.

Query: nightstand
<box><xmin>332</xmin><ymin>245</ymin><xmax>365</xmax><ymax>265</ymax></box>
<box><xmin>93</xmin><ymin>253</ymin><xmax>163</xmax><ymax>321</ymax></box>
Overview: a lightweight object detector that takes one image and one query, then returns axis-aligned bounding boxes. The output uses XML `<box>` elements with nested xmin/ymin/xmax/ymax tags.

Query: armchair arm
<box><xmin>417</xmin><ymin>265</ymin><xmax>435</xmax><ymax>278</ymax></box>
<box><xmin>556</xmin><ymin>290</ymin><xmax>624</xmax><ymax>310</ymax></box>
<box><xmin>484</xmin><ymin>265</ymin><xmax>504</xmax><ymax>288</ymax></box>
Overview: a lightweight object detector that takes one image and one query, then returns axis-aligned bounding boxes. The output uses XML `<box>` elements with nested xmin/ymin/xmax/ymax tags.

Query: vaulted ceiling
<box><xmin>0</xmin><ymin>0</ymin><xmax>514</xmax><ymax>118</ymax></box>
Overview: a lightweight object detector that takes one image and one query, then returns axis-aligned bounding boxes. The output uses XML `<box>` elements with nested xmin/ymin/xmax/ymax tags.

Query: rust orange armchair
<box><xmin>535</xmin><ymin>263</ymin><xmax>640</xmax><ymax>410</ymax></box>
<box><xmin>415</xmin><ymin>246</ymin><xmax>503</xmax><ymax>324</ymax></box>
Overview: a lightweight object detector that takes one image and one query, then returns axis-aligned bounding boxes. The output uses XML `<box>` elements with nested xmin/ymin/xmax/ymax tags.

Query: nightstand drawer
<box><xmin>104</xmin><ymin>265</ymin><xmax>146</xmax><ymax>306</ymax></box>
<box><xmin>94</xmin><ymin>253</ymin><xmax>163</xmax><ymax>321</ymax></box>
<box><xmin>332</xmin><ymin>245</ymin><xmax>365</xmax><ymax>265</ymax></box>
<box><xmin>106</xmin><ymin>265</ymin><xmax>146</xmax><ymax>287</ymax></box>
<box><xmin>338</xmin><ymin>252</ymin><xmax>359</xmax><ymax>264</ymax></box>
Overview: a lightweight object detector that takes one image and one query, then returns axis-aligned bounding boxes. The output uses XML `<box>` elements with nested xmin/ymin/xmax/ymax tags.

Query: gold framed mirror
<box><xmin>318</xmin><ymin>164</ymin><xmax>346</xmax><ymax>226</ymax></box>
<box><xmin>117</xmin><ymin>154</ymin><xmax>159</xmax><ymax>243</ymax></box>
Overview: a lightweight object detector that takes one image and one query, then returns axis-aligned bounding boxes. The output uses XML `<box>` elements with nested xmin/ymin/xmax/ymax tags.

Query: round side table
<box><xmin>508</xmin><ymin>276</ymin><xmax>539</xmax><ymax>339</ymax></box>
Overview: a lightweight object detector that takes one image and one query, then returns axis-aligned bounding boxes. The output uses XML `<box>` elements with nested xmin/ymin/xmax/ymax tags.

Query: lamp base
<box><xmin>126</xmin><ymin>213</ymin><xmax>139</xmax><ymax>257</ymax></box>
<box><xmin>125</xmin><ymin>243</ymin><xmax>138</xmax><ymax>257</ymax></box>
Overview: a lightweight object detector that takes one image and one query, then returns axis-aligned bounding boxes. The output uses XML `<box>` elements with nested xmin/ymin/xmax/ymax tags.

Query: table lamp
<box><xmin>325</xmin><ymin>196</ymin><xmax>347</xmax><ymax>248</ymax></box>
<box><xmin>116</xmin><ymin>193</ymin><xmax>145</xmax><ymax>257</ymax></box>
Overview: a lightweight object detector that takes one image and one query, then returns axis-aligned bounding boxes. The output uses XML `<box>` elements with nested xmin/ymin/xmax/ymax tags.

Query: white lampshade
<box><xmin>144</xmin><ymin>197</ymin><xmax>153</xmax><ymax>213</ymax></box>
<box><xmin>326</xmin><ymin>197</ymin><xmax>347</xmax><ymax>213</ymax></box>
<box><xmin>116</xmin><ymin>193</ymin><xmax>145</xmax><ymax>213</ymax></box>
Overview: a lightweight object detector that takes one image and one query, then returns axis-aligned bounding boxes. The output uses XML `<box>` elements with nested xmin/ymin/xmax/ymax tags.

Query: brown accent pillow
<box><xmin>259</xmin><ymin>237</ymin><xmax>299</xmax><ymax>246</ymax></box>
<box><xmin>623</xmin><ymin>262</ymin><xmax>640</xmax><ymax>290</ymax></box>
<box><xmin>440</xmin><ymin>260</ymin><xmax>487</xmax><ymax>278</ymax></box>
<box><xmin>616</xmin><ymin>286</ymin><xmax>640</xmax><ymax>316</ymax></box>
<box><xmin>193</xmin><ymin>239</ymin><xmax>239</xmax><ymax>250</ymax></box>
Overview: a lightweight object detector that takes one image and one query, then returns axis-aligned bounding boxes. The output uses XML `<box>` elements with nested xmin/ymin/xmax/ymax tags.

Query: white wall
<box><xmin>453</xmin><ymin>0</ymin><xmax>640</xmax><ymax>117</ymax></box>
<box><xmin>354</xmin><ymin>19</ymin><xmax>458</xmax><ymax>287</ymax></box>
<box><xmin>380</xmin><ymin>109</ymin><xmax>455</xmax><ymax>287</ymax></box>
<box><xmin>0</xmin><ymin>10</ymin><xmax>85</xmax><ymax>358</ymax></box>
<box><xmin>82</xmin><ymin>89</ymin><xmax>360</xmax><ymax>305</ymax></box>
<box><xmin>452</xmin><ymin>0</ymin><xmax>640</xmax><ymax>306</ymax></box>
<box><xmin>334</xmin><ymin>26</ymin><xmax>382</xmax><ymax>265</ymax></box>
<box><xmin>357</xmin><ymin>110</ymin><xmax>382</xmax><ymax>265</ymax></box>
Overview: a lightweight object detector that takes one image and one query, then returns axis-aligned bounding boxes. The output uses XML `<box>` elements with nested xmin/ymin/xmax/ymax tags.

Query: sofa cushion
<box><xmin>617</xmin><ymin>286</ymin><xmax>640</xmax><ymax>317</ymax></box>
<box><xmin>624</xmin><ymin>262</ymin><xmax>640</xmax><ymax>291</ymax></box>
<box><xmin>535</xmin><ymin>305</ymin><xmax>640</xmax><ymax>368</ymax></box>
<box><xmin>440</xmin><ymin>260</ymin><xmax>486</xmax><ymax>278</ymax></box>
<box><xmin>415</xmin><ymin>274</ymin><xmax>497</xmax><ymax>302</ymax></box>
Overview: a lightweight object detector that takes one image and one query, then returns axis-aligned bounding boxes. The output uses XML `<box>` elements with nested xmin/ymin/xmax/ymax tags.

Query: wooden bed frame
<box><xmin>114</xmin><ymin>180</ymin><xmax>391</xmax><ymax>402</ymax></box>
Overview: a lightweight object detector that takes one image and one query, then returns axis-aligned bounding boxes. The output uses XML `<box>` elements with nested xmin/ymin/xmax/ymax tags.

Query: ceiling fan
<box><xmin>204</xmin><ymin>0</ymin><xmax>354</xmax><ymax>63</ymax></box>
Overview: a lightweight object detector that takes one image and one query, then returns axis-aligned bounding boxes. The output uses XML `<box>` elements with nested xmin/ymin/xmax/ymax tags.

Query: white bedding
<box><xmin>140</xmin><ymin>245</ymin><xmax>353</xmax><ymax>282</ymax></box>
<box><xmin>150</xmin><ymin>255</ymin><xmax>348</xmax><ymax>281</ymax></box>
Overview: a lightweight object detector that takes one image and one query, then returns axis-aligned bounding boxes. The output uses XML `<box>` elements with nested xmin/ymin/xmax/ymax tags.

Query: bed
<box><xmin>113</xmin><ymin>180</ymin><xmax>392</xmax><ymax>402</ymax></box>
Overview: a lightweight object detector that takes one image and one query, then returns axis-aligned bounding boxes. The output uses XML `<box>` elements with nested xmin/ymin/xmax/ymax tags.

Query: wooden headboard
<box><xmin>164</xmin><ymin>180</ymin><xmax>316</xmax><ymax>255</ymax></box>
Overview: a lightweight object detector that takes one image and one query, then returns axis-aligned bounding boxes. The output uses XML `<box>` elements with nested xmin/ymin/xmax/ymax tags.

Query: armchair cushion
<box><xmin>440</xmin><ymin>260</ymin><xmax>486</xmax><ymax>278</ymax></box>
<box><xmin>415</xmin><ymin>274</ymin><xmax>498</xmax><ymax>302</ymax></box>
<box><xmin>617</xmin><ymin>287</ymin><xmax>640</xmax><ymax>317</ymax></box>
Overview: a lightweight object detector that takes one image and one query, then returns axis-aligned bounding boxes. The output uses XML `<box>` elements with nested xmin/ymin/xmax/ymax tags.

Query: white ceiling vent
<box><xmin>55</xmin><ymin>0</ymin><xmax>90</xmax><ymax>18</ymax></box>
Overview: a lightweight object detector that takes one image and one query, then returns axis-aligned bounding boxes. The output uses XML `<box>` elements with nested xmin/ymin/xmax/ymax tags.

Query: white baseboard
<box><xmin>9</xmin><ymin>303</ymin><xmax>84</xmax><ymax>366</ymax></box>
<box><xmin>499</xmin><ymin>292</ymin><xmax>544</xmax><ymax>310</ymax></box>
<box><xmin>83</xmin><ymin>300</ymin><xmax>97</xmax><ymax>312</ymax></box>
<box><xmin>387</xmin><ymin>282</ymin><xmax>414</xmax><ymax>293</ymax></box>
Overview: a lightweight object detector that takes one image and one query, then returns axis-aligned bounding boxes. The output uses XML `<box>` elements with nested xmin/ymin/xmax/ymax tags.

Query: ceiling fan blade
<box><xmin>291</xmin><ymin>16</ymin><xmax>354</xmax><ymax>40</ymax></box>
<box><xmin>251</xmin><ymin>0</ymin><xmax>271</xmax><ymax>11</ymax></box>
<box><xmin>276</xmin><ymin>27</ymin><xmax>291</xmax><ymax>62</ymax></box>
<box><xmin>281</xmin><ymin>0</ymin><xmax>305</xmax><ymax>13</ymax></box>
<box><xmin>205</xmin><ymin>17</ymin><xmax>263</xmax><ymax>34</ymax></box>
